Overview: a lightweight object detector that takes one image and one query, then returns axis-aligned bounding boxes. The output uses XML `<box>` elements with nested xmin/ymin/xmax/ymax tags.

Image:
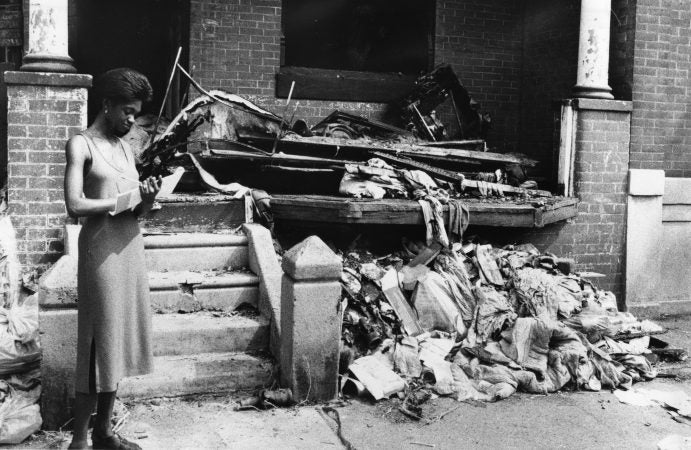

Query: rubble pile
<box><xmin>133</xmin><ymin>65</ymin><xmax>550</xmax><ymax>205</ymax></box>
<box><xmin>0</xmin><ymin>217</ymin><xmax>42</xmax><ymax>444</ymax></box>
<box><xmin>338</xmin><ymin>240</ymin><xmax>665</xmax><ymax>406</ymax></box>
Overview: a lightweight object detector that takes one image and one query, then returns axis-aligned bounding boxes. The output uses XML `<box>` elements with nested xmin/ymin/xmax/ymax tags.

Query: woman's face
<box><xmin>105</xmin><ymin>99</ymin><xmax>142</xmax><ymax>137</ymax></box>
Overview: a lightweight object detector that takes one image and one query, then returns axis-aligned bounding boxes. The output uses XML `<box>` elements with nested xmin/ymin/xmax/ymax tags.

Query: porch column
<box><xmin>573</xmin><ymin>0</ymin><xmax>613</xmax><ymax>99</ymax></box>
<box><xmin>20</xmin><ymin>0</ymin><xmax>76</xmax><ymax>73</ymax></box>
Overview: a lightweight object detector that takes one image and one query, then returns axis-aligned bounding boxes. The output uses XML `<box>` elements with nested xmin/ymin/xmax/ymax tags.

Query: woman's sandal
<box><xmin>91</xmin><ymin>431</ymin><xmax>142</xmax><ymax>450</ymax></box>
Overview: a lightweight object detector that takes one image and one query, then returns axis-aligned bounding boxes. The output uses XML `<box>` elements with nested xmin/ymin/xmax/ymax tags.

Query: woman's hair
<box><xmin>93</xmin><ymin>68</ymin><xmax>153</xmax><ymax>106</ymax></box>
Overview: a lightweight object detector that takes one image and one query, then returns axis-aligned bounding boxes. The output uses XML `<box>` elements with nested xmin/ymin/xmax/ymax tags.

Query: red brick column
<box><xmin>4</xmin><ymin>71</ymin><xmax>91</xmax><ymax>269</ymax></box>
<box><xmin>496</xmin><ymin>98</ymin><xmax>632</xmax><ymax>307</ymax></box>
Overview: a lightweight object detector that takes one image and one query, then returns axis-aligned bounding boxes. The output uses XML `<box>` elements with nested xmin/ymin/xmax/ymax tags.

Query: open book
<box><xmin>109</xmin><ymin>167</ymin><xmax>185</xmax><ymax>216</ymax></box>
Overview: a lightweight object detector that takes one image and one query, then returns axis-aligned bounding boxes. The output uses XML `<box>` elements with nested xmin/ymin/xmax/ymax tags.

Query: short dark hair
<box><xmin>94</xmin><ymin>68</ymin><xmax>153</xmax><ymax>106</ymax></box>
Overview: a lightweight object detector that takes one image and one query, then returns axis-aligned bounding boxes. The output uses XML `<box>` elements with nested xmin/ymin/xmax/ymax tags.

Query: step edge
<box><xmin>144</xmin><ymin>234</ymin><xmax>248</xmax><ymax>249</ymax></box>
<box><xmin>148</xmin><ymin>273</ymin><xmax>259</xmax><ymax>290</ymax></box>
<box><xmin>151</xmin><ymin>314</ymin><xmax>269</xmax><ymax>331</ymax></box>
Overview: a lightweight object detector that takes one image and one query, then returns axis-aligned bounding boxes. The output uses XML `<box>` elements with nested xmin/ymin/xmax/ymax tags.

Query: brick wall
<box><xmin>4</xmin><ymin>72</ymin><xmax>90</xmax><ymax>268</ymax></box>
<box><xmin>0</xmin><ymin>0</ymin><xmax>21</xmax><ymax>48</ymax></box>
<box><xmin>189</xmin><ymin>0</ymin><xmax>390</xmax><ymax>125</ymax></box>
<box><xmin>489</xmin><ymin>101</ymin><xmax>631</xmax><ymax>303</ymax></box>
<box><xmin>189</xmin><ymin>0</ymin><xmax>522</xmax><ymax>151</ymax></box>
<box><xmin>610</xmin><ymin>0</ymin><xmax>636</xmax><ymax>101</ymax></box>
<box><xmin>629</xmin><ymin>0</ymin><xmax>691</xmax><ymax>176</ymax></box>
<box><xmin>435</xmin><ymin>0</ymin><xmax>522</xmax><ymax>152</ymax></box>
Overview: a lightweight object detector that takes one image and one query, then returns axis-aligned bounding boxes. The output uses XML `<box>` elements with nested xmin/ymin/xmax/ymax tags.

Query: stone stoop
<box><xmin>39</xmin><ymin>228</ymin><xmax>276</xmax><ymax>427</ymax></box>
<box><xmin>117</xmin><ymin>232</ymin><xmax>274</xmax><ymax>401</ymax></box>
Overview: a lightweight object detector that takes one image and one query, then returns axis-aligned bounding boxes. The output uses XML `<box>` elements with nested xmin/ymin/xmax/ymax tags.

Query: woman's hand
<box><xmin>140</xmin><ymin>176</ymin><xmax>162</xmax><ymax>204</ymax></box>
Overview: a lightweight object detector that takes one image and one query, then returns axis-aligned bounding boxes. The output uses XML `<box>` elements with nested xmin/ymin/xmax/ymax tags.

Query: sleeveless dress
<box><xmin>75</xmin><ymin>134</ymin><xmax>153</xmax><ymax>394</ymax></box>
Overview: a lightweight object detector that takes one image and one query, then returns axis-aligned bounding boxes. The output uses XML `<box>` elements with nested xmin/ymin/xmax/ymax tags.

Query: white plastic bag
<box><xmin>0</xmin><ymin>384</ymin><xmax>42</xmax><ymax>444</ymax></box>
<box><xmin>0</xmin><ymin>294</ymin><xmax>41</xmax><ymax>375</ymax></box>
<box><xmin>0</xmin><ymin>217</ymin><xmax>20</xmax><ymax>309</ymax></box>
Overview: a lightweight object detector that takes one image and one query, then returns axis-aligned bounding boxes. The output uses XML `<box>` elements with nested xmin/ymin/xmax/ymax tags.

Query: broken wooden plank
<box><xmin>408</xmin><ymin>242</ymin><xmax>443</xmax><ymax>267</ymax></box>
<box><xmin>461</xmin><ymin>179</ymin><xmax>552</xmax><ymax>198</ymax></box>
<box><xmin>612</xmin><ymin>329</ymin><xmax>667</xmax><ymax>340</ymax></box>
<box><xmin>380</xmin><ymin>269</ymin><xmax>424</xmax><ymax>336</ymax></box>
<box><xmin>276</xmin><ymin>66</ymin><xmax>417</xmax><ymax>102</ymax></box>
<box><xmin>418</xmin><ymin>140</ymin><xmax>485</xmax><ymax>148</ymax></box>
<box><xmin>270</xmin><ymin>195</ymin><xmax>579</xmax><ymax>228</ymax></box>
<box><xmin>245</xmin><ymin>136</ymin><xmax>539</xmax><ymax>167</ymax></box>
<box><xmin>209</xmin><ymin>148</ymin><xmax>356</xmax><ymax>167</ymax></box>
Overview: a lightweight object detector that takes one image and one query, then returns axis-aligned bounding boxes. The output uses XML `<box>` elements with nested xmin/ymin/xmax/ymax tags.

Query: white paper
<box><xmin>109</xmin><ymin>167</ymin><xmax>185</xmax><ymax>216</ymax></box>
<box><xmin>349</xmin><ymin>355</ymin><xmax>405</xmax><ymax>400</ymax></box>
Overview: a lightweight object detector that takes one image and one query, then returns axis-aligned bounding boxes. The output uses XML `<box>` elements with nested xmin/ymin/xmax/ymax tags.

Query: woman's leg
<box><xmin>70</xmin><ymin>340</ymin><xmax>98</xmax><ymax>448</ymax></box>
<box><xmin>94</xmin><ymin>391</ymin><xmax>117</xmax><ymax>436</ymax></box>
<box><xmin>91</xmin><ymin>390</ymin><xmax>142</xmax><ymax>450</ymax></box>
<box><xmin>68</xmin><ymin>392</ymin><xmax>97</xmax><ymax>449</ymax></box>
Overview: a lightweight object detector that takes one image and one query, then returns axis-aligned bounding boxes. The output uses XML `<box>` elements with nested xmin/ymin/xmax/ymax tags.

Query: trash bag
<box><xmin>412</xmin><ymin>271</ymin><xmax>465</xmax><ymax>334</ymax></box>
<box><xmin>0</xmin><ymin>384</ymin><xmax>42</xmax><ymax>444</ymax></box>
<box><xmin>0</xmin><ymin>217</ymin><xmax>20</xmax><ymax>308</ymax></box>
<box><xmin>0</xmin><ymin>294</ymin><xmax>41</xmax><ymax>375</ymax></box>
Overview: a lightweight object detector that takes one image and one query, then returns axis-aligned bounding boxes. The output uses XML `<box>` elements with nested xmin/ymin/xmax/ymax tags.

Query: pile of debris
<box><xmin>0</xmin><ymin>217</ymin><xmax>42</xmax><ymax>444</ymax></box>
<box><xmin>337</xmin><ymin>238</ymin><xmax>668</xmax><ymax>409</ymax></box>
<box><xmin>131</xmin><ymin>65</ymin><xmax>550</xmax><ymax>205</ymax></box>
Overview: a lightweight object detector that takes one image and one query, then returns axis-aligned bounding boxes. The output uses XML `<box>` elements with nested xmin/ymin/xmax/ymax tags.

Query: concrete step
<box><xmin>118</xmin><ymin>352</ymin><xmax>274</xmax><ymax>400</ymax></box>
<box><xmin>152</xmin><ymin>312</ymin><xmax>269</xmax><ymax>357</ymax></box>
<box><xmin>149</xmin><ymin>271</ymin><xmax>259</xmax><ymax>313</ymax></box>
<box><xmin>144</xmin><ymin>233</ymin><xmax>249</xmax><ymax>272</ymax></box>
<box><xmin>139</xmin><ymin>196</ymin><xmax>248</xmax><ymax>233</ymax></box>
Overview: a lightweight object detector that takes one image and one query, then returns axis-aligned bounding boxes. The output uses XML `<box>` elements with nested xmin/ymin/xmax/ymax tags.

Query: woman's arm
<box><xmin>133</xmin><ymin>176</ymin><xmax>162</xmax><ymax>217</ymax></box>
<box><xmin>64</xmin><ymin>136</ymin><xmax>117</xmax><ymax>217</ymax></box>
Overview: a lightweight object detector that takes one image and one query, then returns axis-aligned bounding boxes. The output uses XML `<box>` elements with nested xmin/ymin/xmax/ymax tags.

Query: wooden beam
<box><xmin>263</xmin><ymin>136</ymin><xmax>540</xmax><ymax>167</ymax></box>
<box><xmin>270</xmin><ymin>195</ymin><xmax>578</xmax><ymax>228</ymax></box>
<box><xmin>276</xmin><ymin>66</ymin><xmax>417</xmax><ymax>102</ymax></box>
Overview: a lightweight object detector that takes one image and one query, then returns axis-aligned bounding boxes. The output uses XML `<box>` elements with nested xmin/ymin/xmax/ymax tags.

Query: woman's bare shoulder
<box><xmin>65</xmin><ymin>133</ymin><xmax>90</xmax><ymax>161</ymax></box>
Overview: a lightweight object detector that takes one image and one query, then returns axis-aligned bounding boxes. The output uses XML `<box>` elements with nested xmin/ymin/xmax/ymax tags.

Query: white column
<box><xmin>20</xmin><ymin>0</ymin><xmax>75</xmax><ymax>73</ymax></box>
<box><xmin>573</xmin><ymin>0</ymin><xmax>613</xmax><ymax>99</ymax></box>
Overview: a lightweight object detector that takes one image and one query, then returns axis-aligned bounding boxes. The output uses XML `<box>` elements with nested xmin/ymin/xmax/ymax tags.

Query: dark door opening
<box><xmin>71</xmin><ymin>0</ymin><xmax>190</xmax><ymax>122</ymax></box>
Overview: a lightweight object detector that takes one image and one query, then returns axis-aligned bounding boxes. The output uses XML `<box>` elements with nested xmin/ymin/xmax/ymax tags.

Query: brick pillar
<box><xmin>4</xmin><ymin>71</ymin><xmax>91</xmax><ymax>269</ymax></box>
<box><xmin>503</xmin><ymin>98</ymin><xmax>631</xmax><ymax>305</ymax></box>
<box><xmin>279</xmin><ymin>236</ymin><xmax>342</xmax><ymax>402</ymax></box>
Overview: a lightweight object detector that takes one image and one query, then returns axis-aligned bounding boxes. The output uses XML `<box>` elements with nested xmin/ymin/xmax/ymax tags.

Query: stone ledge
<box><xmin>559</xmin><ymin>98</ymin><xmax>633</xmax><ymax>112</ymax></box>
<box><xmin>573</xmin><ymin>98</ymin><xmax>633</xmax><ymax>112</ymax></box>
<box><xmin>627</xmin><ymin>300</ymin><xmax>691</xmax><ymax>319</ymax></box>
<box><xmin>629</xmin><ymin>169</ymin><xmax>665</xmax><ymax>196</ymax></box>
<box><xmin>4</xmin><ymin>70</ymin><xmax>92</xmax><ymax>88</ymax></box>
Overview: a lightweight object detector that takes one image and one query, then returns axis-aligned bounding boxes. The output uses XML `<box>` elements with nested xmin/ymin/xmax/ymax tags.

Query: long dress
<box><xmin>75</xmin><ymin>133</ymin><xmax>153</xmax><ymax>393</ymax></box>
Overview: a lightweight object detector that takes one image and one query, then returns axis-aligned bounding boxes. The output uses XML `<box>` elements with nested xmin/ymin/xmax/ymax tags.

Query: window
<box><xmin>278</xmin><ymin>0</ymin><xmax>435</xmax><ymax>102</ymax></box>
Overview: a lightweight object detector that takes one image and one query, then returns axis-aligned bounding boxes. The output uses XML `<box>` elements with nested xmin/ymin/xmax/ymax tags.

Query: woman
<box><xmin>64</xmin><ymin>68</ymin><xmax>161</xmax><ymax>450</ymax></box>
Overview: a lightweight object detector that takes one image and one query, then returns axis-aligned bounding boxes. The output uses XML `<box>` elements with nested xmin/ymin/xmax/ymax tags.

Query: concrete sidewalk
<box><xmin>21</xmin><ymin>314</ymin><xmax>691</xmax><ymax>449</ymax></box>
<box><xmin>25</xmin><ymin>377</ymin><xmax>691</xmax><ymax>450</ymax></box>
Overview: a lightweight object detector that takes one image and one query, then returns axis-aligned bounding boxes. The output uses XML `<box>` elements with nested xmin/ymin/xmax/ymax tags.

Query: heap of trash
<box><xmin>131</xmin><ymin>64</ymin><xmax>551</xmax><ymax>207</ymax></box>
<box><xmin>338</xmin><ymin>238</ymin><xmax>665</xmax><ymax>409</ymax></box>
<box><xmin>0</xmin><ymin>217</ymin><xmax>42</xmax><ymax>444</ymax></box>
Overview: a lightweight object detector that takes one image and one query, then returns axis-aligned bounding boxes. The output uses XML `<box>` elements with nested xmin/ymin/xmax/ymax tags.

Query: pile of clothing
<box><xmin>339</xmin><ymin>240</ymin><xmax>663</xmax><ymax>404</ymax></box>
<box><xmin>0</xmin><ymin>217</ymin><xmax>42</xmax><ymax>444</ymax></box>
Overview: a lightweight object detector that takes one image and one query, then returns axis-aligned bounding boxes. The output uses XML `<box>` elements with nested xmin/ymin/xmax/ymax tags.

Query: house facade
<box><xmin>3</xmin><ymin>0</ymin><xmax>691</xmax><ymax>313</ymax></box>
